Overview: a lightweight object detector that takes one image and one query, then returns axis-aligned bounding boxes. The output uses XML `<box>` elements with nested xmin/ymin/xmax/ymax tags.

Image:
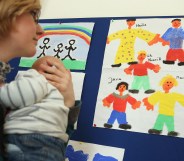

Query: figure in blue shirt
<box><xmin>160</xmin><ymin>19</ymin><xmax>184</xmax><ymax>66</ymax></box>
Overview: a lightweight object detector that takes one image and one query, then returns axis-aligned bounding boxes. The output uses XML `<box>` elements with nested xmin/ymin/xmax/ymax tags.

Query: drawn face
<box><xmin>8</xmin><ymin>12</ymin><xmax>44</xmax><ymax>58</ymax></box>
<box><xmin>126</xmin><ymin>21</ymin><xmax>136</xmax><ymax>28</ymax></box>
<box><xmin>172</xmin><ymin>20</ymin><xmax>181</xmax><ymax>28</ymax></box>
<box><xmin>58</xmin><ymin>43</ymin><xmax>63</xmax><ymax>48</ymax></box>
<box><xmin>162</xmin><ymin>79</ymin><xmax>174</xmax><ymax>91</ymax></box>
<box><xmin>69</xmin><ymin>39</ymin><xmax>75</xmax><ymax>45</ymax></box>
<box><xmin>137</xmin><ymin>53</ymin><xmax>146</xmax><ymax>61</ymax></box>
<box><xmin>118</xmin><ymin>84</ymin><xmax>127</xmax><ymax>92</ymax></box>
<box><xmin>43</xmin><ymin>38</ymin><xmax>50</xmax><ymax>44</ymax></box>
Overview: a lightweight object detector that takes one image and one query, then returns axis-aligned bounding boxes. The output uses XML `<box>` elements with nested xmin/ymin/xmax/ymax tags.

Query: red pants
<box><xmin>166</xmin><ymin>49</ymin><xmax>184</xmax><ymax>62</ymax></box>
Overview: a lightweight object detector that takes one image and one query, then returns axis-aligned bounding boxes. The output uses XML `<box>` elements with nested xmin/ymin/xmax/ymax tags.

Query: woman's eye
<box><xmin>30</xmin><ymin>10</ymin><xmax>40</xmax><ymax>23</ymax></box>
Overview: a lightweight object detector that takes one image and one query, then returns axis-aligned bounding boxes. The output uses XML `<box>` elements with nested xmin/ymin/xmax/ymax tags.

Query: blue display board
<box><xmin>7</xmin><ymin>16</ymin><xmax>184</xmax><ymax>161</ymax></box>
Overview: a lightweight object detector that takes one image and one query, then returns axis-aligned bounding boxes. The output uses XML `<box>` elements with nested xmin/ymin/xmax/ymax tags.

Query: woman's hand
<box><xmin>39</xmin><ymin>59</ymin><xmax>75</xmax><ymax>108</ymax></box>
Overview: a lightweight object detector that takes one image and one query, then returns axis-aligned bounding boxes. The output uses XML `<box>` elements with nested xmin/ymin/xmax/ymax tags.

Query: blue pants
<box><xmin>107</xmin><ymin>110</ymin><xmax>127</xmax><ymax>125</ymax></box>
<box><xmin>5</xmin><ymin>133</ymin><xmax>66</xmax><ymax>161</ymax></box>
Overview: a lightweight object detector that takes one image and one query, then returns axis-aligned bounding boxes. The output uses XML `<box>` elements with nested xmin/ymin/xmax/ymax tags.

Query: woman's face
<box><xmin>8</xmin><ymin>11</ymin><xmax>43</xmax><ymax>58</ymax></box>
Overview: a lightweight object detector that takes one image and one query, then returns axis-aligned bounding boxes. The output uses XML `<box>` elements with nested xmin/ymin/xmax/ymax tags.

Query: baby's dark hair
<box><xmin>116</xmin><ymin>82</ymin><xmax>129</xmax><ymax>90</ymax></box>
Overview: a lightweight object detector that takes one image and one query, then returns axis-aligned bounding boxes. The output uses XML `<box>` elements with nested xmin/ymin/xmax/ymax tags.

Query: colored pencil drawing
<box><xmin>124</xmin><ymin>50</ymin><xmax>160</xmax><ymax>94</ymax></box>
<box><xmin>103</xmin><ymin>18</ymin><xmax>184</xmax><ymax>70</ymax></box>
<box><xmin>160</xmin><ymin>19</ymin><xmax>184</xmax><ymax>66</ymax></box>
<box><xmin>102</xmin><ymin>81</ymin><xmax>141</xmax><ymax>130</ymax></box>
<box><xmin>143</xmin><ymin>75</ymin><xmax>184</xmax><ymax>137</ymax></box>
<box><xmin>65</xmin><ymin>140</ymin><xmax>125</xmax><ymax>161</ymax></box>
<box><xmin>93</xmin><ymin>68</ymin><xmax>184</xmax><ymax>138</ymax></box>
<box><xmin>19</xmin><ymin>22</ymin><xmax>95</xmax><ymax>70</ymax></box>
<box><xmin>106</xmin><ymin>18</ymin><xmax>160</xmax><ymax>67</ymax></box>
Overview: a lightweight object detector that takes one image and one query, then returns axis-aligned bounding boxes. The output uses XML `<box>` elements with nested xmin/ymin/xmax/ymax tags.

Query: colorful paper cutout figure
<box><xmin>65</xmin><ymin>146</ymin><xmax>119</xmax><ymax>161</ymax></box>
<box><xmin>160</xmin><ymin>19</ymin><xmax>184</xmax><ymax>66</ymax></box>
<box><xmin>107</xmin><ymin>18</ymin><xmax>160</xmax><ymax>67</ymax></box>
<box><xmin>19</xmin><ymin>22</ymin><xmax>95</xmax><ymax>70</ymax></box>
<box><xmin>143</xmin><ymin>75</ymin><xmax>184</xmax><ymax>137</ymax></box>
<box><xmin>66</xmin><ymin>145</ymin><xmax>89</xmax><ymax>161</ymax></box>
<box><xmin>66</xmin><ymin>141</ymin><xmax>124</xmax><ymax>161</ymax></box>
<box><xmin>93</xmin><ymin>153</ymin><xmax>118</xmax><ymax>161</ymax></box>
<box><xmin>124</xmin><ymin>50</ymin><xmax>160</xmax><ymax>94</ymax></box>
<box><xmin>102</xmin><ymin>81</ymin><xmax>141</xmax><ymax>130</ymax></box>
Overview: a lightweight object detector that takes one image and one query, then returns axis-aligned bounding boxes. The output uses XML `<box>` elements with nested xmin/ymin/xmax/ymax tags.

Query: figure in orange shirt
<box><xmin>124</xmin><ymin>50</ymin><xmax>160</xmax><ymax>94</ymax></box>
<box><xmin>102</xmin><ymin>81</ymin><xmax>141</xmax><ymax>130</ymax></box>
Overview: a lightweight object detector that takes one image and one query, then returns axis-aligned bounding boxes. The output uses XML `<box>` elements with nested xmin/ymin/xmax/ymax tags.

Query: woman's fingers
<box><xmin>45</xmin><ymin>59</ymin><xmax>67</xmax><ymax>74</ymax></box>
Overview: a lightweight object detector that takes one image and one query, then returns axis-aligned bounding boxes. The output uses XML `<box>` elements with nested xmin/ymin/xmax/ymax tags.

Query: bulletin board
<box><xmin>7</xmin><ymin>15</ymin><xmax>184</xmax><ymax>161</ymax></box>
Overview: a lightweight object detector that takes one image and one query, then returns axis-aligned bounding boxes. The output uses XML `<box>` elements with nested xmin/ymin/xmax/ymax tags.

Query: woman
<box><xmin>0</xmin><ymin>0</ymin><xmax>77</xmax><ymax>160</ymax></box>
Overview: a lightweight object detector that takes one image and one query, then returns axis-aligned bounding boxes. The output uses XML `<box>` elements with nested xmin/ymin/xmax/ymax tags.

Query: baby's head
<box><xmin>32</xmin><ymin>56</ymin><xmax>61</xmax><ymax>73</ymax></box>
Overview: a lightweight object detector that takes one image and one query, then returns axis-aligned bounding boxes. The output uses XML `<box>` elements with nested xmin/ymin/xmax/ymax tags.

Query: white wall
<box><xmin>40</xmin><ymin>0</ymin><xmax>184</xmax><ymax>19</ymax></box>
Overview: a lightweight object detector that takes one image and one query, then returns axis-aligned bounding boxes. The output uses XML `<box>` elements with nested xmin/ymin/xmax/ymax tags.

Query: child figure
<box><xmin>0</xmin><ymin>56</ymin><xmax>81</xmax><ymax>161</ymax></box>
<box><xmin>124</xmin><ymin>50</ymin><xmax>160</xmax><ymax>94</ymax></box>
<box><xmin>143</xmin><ymin>75</ymin><xmax>184</xmax><ymax>137</ymax></box>
<box><xmin>102</xmin><ymin>81</ymin><xmax>141</xmax><ymax>130</ymax></box>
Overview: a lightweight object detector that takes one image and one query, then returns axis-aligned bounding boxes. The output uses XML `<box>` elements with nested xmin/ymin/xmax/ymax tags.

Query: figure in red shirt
<box><xmin>124</xmin><ymin>50</ymin><xmax>160</xmax><ymax>94</ymax></box>
<box><xmin>102</xmin><ymin>82</ymin><xmax>141</xmax><ymax>129</ymax></box>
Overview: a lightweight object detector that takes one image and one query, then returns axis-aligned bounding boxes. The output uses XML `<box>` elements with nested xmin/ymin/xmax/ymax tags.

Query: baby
<box><xmin>0</xmin><ymin>56</ymin><xmax>81</xmax><ymax>161</ymax></box>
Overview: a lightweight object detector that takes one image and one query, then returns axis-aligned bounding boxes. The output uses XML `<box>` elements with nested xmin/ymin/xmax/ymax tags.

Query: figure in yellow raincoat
<box><xmin>107</xmin><ymin>18</ymin><xmax>160</xmax><ymax>67</ymax></box>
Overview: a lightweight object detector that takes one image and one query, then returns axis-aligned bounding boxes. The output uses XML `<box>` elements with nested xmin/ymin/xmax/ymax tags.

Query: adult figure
<box><xmin>0</xmin><ymin>0</ymin><xmax>78</xmax><ymax>160</ymax></box>
<box><xmin>160</xmin><ymin>19</ymin><xmax>184</xmax><ymax>66</ymax></box>
<box><xmin>107</xmin><ymin>18</ymin><xmax>160</xmax><ymax>67</ymax></box>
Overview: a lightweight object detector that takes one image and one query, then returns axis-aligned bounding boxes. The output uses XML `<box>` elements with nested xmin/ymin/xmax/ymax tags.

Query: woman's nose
<box><xmin>36</xmin><ymin>24</ymin><xmax>44</xmax><ymax>36</ymax></box>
